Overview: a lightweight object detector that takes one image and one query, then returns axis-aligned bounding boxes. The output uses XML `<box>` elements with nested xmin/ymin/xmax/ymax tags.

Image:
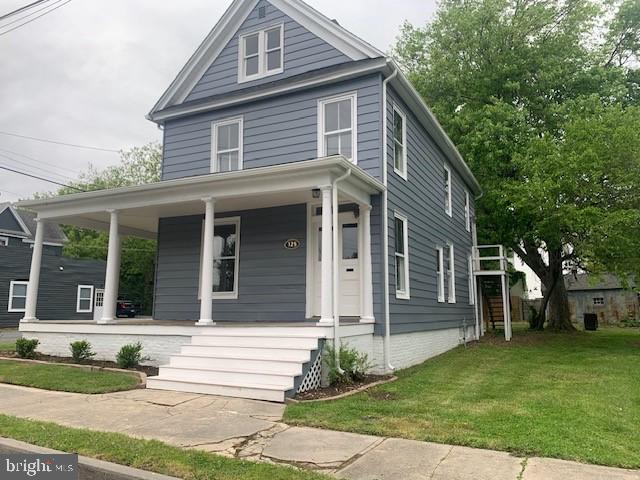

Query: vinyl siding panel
<box><xmin>185</xmin><ymin>0</ymin><xmax>351</xmax><ymax>101</ymax></box>
<box><xmin>0</xmin><ymin>241</ymin><xmax>105</xmax><ymax>327</ymax></box>
<box><xmin>153</xmin><ymin>204</ymin><xmax>308</xmax><ymax>322</ymax></box>
<box><xmin>383</xmin><ymin>87</ymin><xmax>476</xmax><ymax>335</ymax></box>
<box><xmin>162</xmin><ymin>74</ymin><xmax>383</xmax><ymax>180</ymax></box>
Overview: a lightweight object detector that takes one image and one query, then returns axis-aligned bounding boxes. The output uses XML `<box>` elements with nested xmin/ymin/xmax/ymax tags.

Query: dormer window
<box><xmin>238</xmin><ymin>25</ymin><xmax>283</xmax><ymax>82</ymax></box>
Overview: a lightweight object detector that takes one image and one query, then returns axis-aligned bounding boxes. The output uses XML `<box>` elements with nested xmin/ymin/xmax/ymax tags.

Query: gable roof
<box><xmin>565</xmin><ymin>273</ymin><xmax>637</xmax><ymax>292</ymax></box>
<box><xmin>149</xmin><ymin>0</ymin><xmax>383</xmax><ymax>115</ymax></box>
<box><xmin>0</xmin><ymin>203</ymin><xmax>67</xmax><ymax>245</ymax></box>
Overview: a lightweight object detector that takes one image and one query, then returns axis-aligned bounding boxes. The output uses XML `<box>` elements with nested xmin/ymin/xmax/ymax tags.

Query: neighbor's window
<box><xmin>436</xmin><ymin>247</ymin><xmax>445</xmax><ymax>303</ymax></box>
<box><xmin>76</xmin><ymin>285</ymin><xmax>94</xmax><ymax>313</ymax></box>
<box><xmin>394</xmin><ymin>212</ymin><xmax>410</xmax><ymax>299</ymax></box>
<box><xmin>0</xmin><ymin>236</ymin><xmax>8</xmax><ymax>247</ymax></box>
<box><xmin>593</xmin><ymin>297</ymin><xmax>605</xmax><ymax>305</ymax></box>
<box><xmin>239</xmin><ymin>25</ymin><xmax>283</xmax><ymax>82</ymax></box>
<box><xmin>447</xmin><ymin>244</ymin><xmax>456</xmax><ymax>303</ymax></box>
<box><xmin>318</xmin><ymin>93</ymin><xmax>357</xmax><ymax>163</ymax></box>
<box><xmin>444</xmin><ymin>165</ymin><xmax>452</xmax><ymax>217</ymax></box>
<box><xmin>211</xmin><ymin>118</ymin><xmax>243</xmax><ymax>173</ymax></box>
<box><xmin>201</xmin><ymin>218</ymin><xmax>241</xmax><ymax>299</ymax></box>
<box><xmin>392</xmin><ymin>106</ymin><xmax>407</xmax><ymax>179</ymax></box>
<box><xmin>465</xmin><ymin>191</ymin><xmax>471</xmax><ymax>232</ymax></box>
<box><xmin>8</xmin><ymin>280</ymin><xmax>28</xmax><ymax>312</ymax></box>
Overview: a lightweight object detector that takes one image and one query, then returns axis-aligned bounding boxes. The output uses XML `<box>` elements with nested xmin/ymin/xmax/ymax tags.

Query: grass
<box><xmin>0</xmin><ymin>342</ymin><xmax>15</xmax><ymax>352</ymax></box>
<box><xmin>0</xmin><ymin>360</ymin><xmax>140</xmax><ymax>394</ymax></box>
<box><xmin>0</xmin><ymin>415</ymin><xmax>328</xmax><ymax>480</ymax></box>
<box><xmin>285</xmin><ymin>325</ymin><xmax>640</xmax><ymax>469</ymax></box>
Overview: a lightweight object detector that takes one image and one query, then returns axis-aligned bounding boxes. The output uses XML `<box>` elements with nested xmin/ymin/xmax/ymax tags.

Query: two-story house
<box><xmin>0</xmin><ymin>204</ymin><xmax>106</xmax><ymax>327</ymax></box>
<box><xmin>17</xmin><ymin>0</ymin><xmax>482</xmax><ymax>402</ymax></box>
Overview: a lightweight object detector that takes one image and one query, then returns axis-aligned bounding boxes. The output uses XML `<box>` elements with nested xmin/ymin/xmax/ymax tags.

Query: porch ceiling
<box><xmin>17</xmin><ymin>156</ymin><xmax>384</xmax><ymax>239</ymax></box>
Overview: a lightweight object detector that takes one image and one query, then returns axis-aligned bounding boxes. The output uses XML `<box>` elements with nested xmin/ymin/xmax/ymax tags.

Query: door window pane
<box><xmin>342</xmin><ymin>223</ymin><xmax>358</xmax><ymax>259</ymax></box>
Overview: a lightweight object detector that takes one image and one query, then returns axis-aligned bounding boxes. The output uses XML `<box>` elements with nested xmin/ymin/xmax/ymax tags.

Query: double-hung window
<box><xmin>76</xmin><ymin>285</ymin><xmax>94</xmax><ymax>313</ymax></box>
<box><xmin>465</xmin><ymin>191</ymin><xmax>471</xmax><ymax>232</ymax></box>
<box><xmin>436</xmin><ymin>247</ymin><xmax>445</xmax><ymax>303</ymax></box>
<box><xmin>394</xmin><ymin>212</ymin><xmax>410</xmax><ymax>299</ymax></box>
<box><xmin>8</xmin><ymin>280</ymin><xmax>28</xmax><ymax>312</ymax></box>
<box><xmin>447</xmin><ymin>244</ymin><xmax>456</xmax><ymax>303</ymax></box>
<box><xmin>211</xmin><ymin>117</ymin><xmax>243</xmax><ymax>173</ymax></box>
<box><xmin>444</xmin><ymin>165</ymin><xmax>452</xmax><ymax>217</ymax></box>
<box><xmin>200</xmin><ymin>218</ymin><xmax>241</xmax><ymax>299</ymax></box>
<box><xmin>392</xmin><ymin>106</ymin><xmax>407</xmax><ymax>179</ymax></box>
<box><xmin>318</xmin><ymin>93</ymin><xmax>357</xmax><ymax>163</ymax></box>
<box><xmin>239</xmin><ymin>25</ymin><xmax>283</xmax><ymax>82</ymax></box>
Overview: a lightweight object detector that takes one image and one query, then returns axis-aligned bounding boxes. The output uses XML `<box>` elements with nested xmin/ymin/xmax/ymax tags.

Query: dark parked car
<box><xmin>116</xmin><ymin>300</ymin><xmax>136</xmax><ymax>318</ymax></box>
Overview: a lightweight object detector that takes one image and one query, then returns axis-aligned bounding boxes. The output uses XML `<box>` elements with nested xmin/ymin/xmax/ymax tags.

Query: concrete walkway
<box><xmin>0</xmin><ymin>385</ymin><xmax>637</xmax><ymax>480</ymax></box>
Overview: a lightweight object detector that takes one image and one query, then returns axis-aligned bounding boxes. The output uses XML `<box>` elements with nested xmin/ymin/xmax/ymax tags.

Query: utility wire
<box><xmin>0</xmin><ymin>148</ymin><xmax>81</xmax><ymax>176</ymax></box>
<box><xmin>0</xmin><ymin>151</ymin><xmax>79</xmax><ymax>184</ymax></box>
<box><xmin>0</xmin><ymin>0</ymin><xmax>61</xmax><ymax>30</ymax></box>
<box><xmin>0</xmin><ymin>130</ymin><xmax>119</xmax><ymax>153</ymax></box>
<box><xmin>0</xmin><ymin>0</ymin><xmax>48</xmax><ymax>22</ymax></box>
<box><xmin>0</xmin><ymin>164</ymin><xmax>84</xmax><ymax>191</ymax></box>
<box><xmin>0</xmin><ymin>0</ymin><xmax>73</xmax><ymax>37</ymax></box>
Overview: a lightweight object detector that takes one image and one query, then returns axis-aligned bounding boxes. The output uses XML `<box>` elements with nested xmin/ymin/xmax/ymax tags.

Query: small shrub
<box><xmin>15</xmin><ymin>338</ymin><xmax>39</xmax><ymax>359</ymax></box>
<box><xmin>116</xmin><ymin>342</ymin><xmax>147</xmax><ymax>369</ymax></box>
<box><xmin>69</xmin><ymin>340</ymin><xmax>95</xmax><ymax>363</ymax></box>
<box><xmin>324</xmin><ymin>343</ymin><xmax>371</xmax><ymax>385</ymax></box>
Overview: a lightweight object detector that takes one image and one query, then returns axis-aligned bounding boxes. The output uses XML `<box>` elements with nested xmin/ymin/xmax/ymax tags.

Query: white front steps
<box><xmin>146</xmin><ymin>326</ymin><xmax>325</xmax><ymax>402</ymax></box>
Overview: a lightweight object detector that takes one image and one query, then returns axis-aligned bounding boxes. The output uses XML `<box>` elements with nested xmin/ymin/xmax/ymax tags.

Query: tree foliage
<box><xmin>393</xmin><ymin>0</ymin><xmax>640</xmax><ymax>329</ymax></box>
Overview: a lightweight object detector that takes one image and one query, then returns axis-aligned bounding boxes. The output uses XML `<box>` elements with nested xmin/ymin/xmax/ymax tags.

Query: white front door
<box><xmin>312</xmin><ymin>211</ymin><xmax>361</xmax><ymax>317</ymax></box>
<box><xmin>93</xmin><ymin>289</ymin><xmax>105</xmax><ymax>321</ymax></box>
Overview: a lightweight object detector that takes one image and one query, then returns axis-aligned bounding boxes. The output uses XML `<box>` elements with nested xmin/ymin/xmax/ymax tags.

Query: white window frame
<box><xmin>238</xmin><ymin>24</ymin><xmax>284</xmax><ymax>83</ymax></box>
<box><xmin>465</xmin><ymin>190</ymin><xmax>471</xmax><ymax>232</ymax></box>
<box><xmin>394</xmin><ymin>211</ymin><xmax>410</xmax><ymax>300</ymax></box>
<box><xmin>448</xmin><ymin>244</ymin><xmax>456</xmax><ymax>303</ymax></box>
<box><xmin>593</xmin><ymin>297</ymin><xmax>605</xmax><ymax>305</ymax></box>
<box><xmin>76</xmin><ymin>285</ymin><xmax>94</xmax><ymax>313</ymax></box>
<box><xmin>317</xmin><ymin>92</ymin><xmax>358</xmax><ymax>164</ymax></box>
<box><xmin>392</xmin><ymin>105</ymin><xmax>407</xmax><ymax>180</ymax></box>
<box><xmin>211</xmin><ymin>117</ymin><xmax>244</xmax><ymax>173</ymax></box>
<box><xmin>199</xmin><ymin>217</ymin><xmax>241</xmax><ymax>300</ymax></box>
<box><xmin>8</xmin><ymin>280</ymin><xmax>28</xmax><ymax>313</ymax></box>
<box><xmin>0</xmin><ymin>236</ymin><xmax>8</xmax><ymax>247</ymax></box>
<box><xmin>468</xmin><ymin>254</ymin><xmax>475</xmax><ymax>305</ymax></box>
<box><xmin>436</xmin><ymin>247</ymin><xmax>445</xmax><ymax>303</ymax></box>
<box><xmin>444</xmin><ymin>165</ymin><xmax>452</xmax><ymax>217</ymax></box>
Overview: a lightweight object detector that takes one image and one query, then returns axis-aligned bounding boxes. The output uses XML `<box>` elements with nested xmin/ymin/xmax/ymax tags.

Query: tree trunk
<box><xmin>546</xmin><ymin>277</ymin><xmax>574</xmax><ymax>331</ymax></box>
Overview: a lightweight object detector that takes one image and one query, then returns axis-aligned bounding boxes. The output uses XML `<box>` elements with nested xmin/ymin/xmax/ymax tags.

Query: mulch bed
<box><xmin>295</xmin><ymin>374</ymin><xmax>394</xmax><ymax>401</ymax></box>
<box><xmin>0</xmin><ymin>352</ymin><xmax>158</xmax><ymax>376</ymax></box>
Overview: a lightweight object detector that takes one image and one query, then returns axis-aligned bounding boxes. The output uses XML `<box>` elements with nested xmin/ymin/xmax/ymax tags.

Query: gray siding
<box><xmin>154</xmin><ymin>204</ymin><xmax>307</xmax><ymax>322</ymax></box>
<box><xmin>0</xmin><ymin>209</ymin><xmax>24</xmax><ymax>233</ymax></box>
<box><xmin>163</xmin><ymin>74</ymin><xmax>383</xmax><ymax>180</ymax></box>
<box><xmin>383</xmin><ymin>87</ymin><xmax>476</xmax><ymax>335</ymax></box>
<box><xmin>0</xmin><ymin>240</ymin><xmax>106</xmax><ymax>327</ymax></box>
<box><xmin>185</xmin><ymin>0</ymin><xmax>351</xmax><ymax>102</ymax></box>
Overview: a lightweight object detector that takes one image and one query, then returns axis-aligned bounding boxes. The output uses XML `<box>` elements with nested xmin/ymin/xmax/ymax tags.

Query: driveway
<box><xmin>0</xmin><ymin>385</ymin><xmax>637</xmax><ymax>479</ymax></box>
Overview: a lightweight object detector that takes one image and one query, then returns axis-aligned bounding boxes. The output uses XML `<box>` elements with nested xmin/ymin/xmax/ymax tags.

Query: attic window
<box><xmin>238</xmin><ymin>25</ymin><xmax>283</xmax><ymax>82</ymax></box>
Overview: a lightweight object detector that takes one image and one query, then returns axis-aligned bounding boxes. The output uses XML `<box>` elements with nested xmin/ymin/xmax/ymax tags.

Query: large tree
<box><xmin>393</xmin><ymin>0</ymin><xmax>640</xmax><ymax>330</ymax></box>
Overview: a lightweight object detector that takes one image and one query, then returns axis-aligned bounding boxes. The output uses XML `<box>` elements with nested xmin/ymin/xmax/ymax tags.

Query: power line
<box><xmin>0</xmin><ymin>151</ymin><xmax>79</xmax><ymax>184</ymax></box>
<box><xmin>0</xmin><ymin>164</ymin><xmax>84</xmax><ymax>191</ymax></box>
<box><xmin>0</xmin><ymin>0</ymin><xmax>73</xmax><ymax>37</ymax></box>
<box><xmin>0</xmin><ymin>0</ymin><xmax>48</xmax><ymax>22</ymax></box>
<box><xmin>0</xmin><ymin>148</ymin><xmax>81</xmax><ymax>176</ymax></box>
<box><xmin>0</xmin><ymin>130</ymin><xmax>119</xmax><ymax>153</ymax></box>
<box><xmin>0</xmin><ymin>0</ymin><xmax>60</xmax><ymax>30</ymax></box>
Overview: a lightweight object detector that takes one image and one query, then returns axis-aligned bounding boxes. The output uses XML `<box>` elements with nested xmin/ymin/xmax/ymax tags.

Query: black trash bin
<box><xmin>584</xmin><ymin>313</ymin><xmax>598</xmax><ymax>331</ymax></box>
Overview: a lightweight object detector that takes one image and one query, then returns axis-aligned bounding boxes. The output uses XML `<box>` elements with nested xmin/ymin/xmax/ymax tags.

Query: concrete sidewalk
<box><xmin>0</xmin><ymin>384</ymin><xmax>637</xmax><ymax>480</ymax></box>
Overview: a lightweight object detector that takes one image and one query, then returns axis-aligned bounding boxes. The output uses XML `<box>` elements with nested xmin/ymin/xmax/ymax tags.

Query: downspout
<box><xmin>332</xmin><ymin>167</ymin><xmax>352</xmax><ymax>373</ymax></box>
<box><xmin>382</xmin><ymin>62</ymin><xmax>398</xmax><ymax>372</ymax></box>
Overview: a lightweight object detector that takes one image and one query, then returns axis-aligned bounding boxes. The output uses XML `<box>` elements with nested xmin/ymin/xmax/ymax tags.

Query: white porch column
<box><xmin>197</xmin><ymin>197</ymin><xmax>216</xmax><ymax>326</ymax></box>
<box><xmin>360</xmin><ymin>204</ymin><xmax>375</xmax><ymax>323</ymax></box>
<box><xmin>319</xmin><ymin>186</ymin><xmax>334</xmax><ymax>324</ymax></box>
<box><xmin>100</xmin><ymin>210</ymin><xmax>121</xmax><ymax>324</ymax></box>
<box><xmin>21</xmin><ymin>218</ymin><xmax>45</xmax><ymax>323</ymax></box>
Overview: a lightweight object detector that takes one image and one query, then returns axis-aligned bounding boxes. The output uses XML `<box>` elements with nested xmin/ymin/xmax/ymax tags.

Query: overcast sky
<box><xmin>0</xmin><ymin>0</ymin><xmax>437</xmax><ymax>202</ymax></box>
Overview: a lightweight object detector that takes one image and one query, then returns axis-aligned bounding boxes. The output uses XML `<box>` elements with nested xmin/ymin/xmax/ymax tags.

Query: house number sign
<box><xmin>284</xmin><ymin>239</ymin><xmax>301</xmax><ymax>250</ymax></box>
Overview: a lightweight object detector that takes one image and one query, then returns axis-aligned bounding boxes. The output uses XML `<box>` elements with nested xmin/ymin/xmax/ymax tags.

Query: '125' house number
<box><xmin>284</xmin><ymin>239</ymin><xmax>300</xmax><ymax>250</ymax></box>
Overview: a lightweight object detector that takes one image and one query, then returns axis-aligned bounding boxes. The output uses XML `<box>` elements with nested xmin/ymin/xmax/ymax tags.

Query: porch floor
<box><xmin>30</xmin><ymin>318</ymin><xmax>363</xmax><ymax>327</ymax></box>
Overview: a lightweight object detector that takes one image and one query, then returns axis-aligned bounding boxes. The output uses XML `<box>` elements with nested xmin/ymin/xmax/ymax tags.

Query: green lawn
<box><xmin>285</xmin><ymin>326</ymin><xmax>640</xmax><ymax>469</ymax></box>
<box><xmin>0</xmin><ymin>342</ymin><xmax>14</xmax><ymax>352</ymax></box>
<box><xmin>0</xmin><ymin>360</ymin><xmax>140</xmax><ymax>394</ymax></box>
<box><xmin>0</xmin><ymin>415</ymin><xmax>327</xmax><ymax>480</ymax></box>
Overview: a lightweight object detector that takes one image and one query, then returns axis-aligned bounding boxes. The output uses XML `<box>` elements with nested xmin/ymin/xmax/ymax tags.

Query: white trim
<box><xmin>393</xmin><ymin>211</ymin><xmax>410</xmax><ymax>300</ymax></box>
<box><xmin>8</xmin><ymin>280</ymin><xmax>28</xmax><ymax>313</ymax></box>
<box><xmin>392</xmin><ymin>105</ymin><xmax>407</xmax><ymax>180</ymax></box>
<box><xmin>211</xmin><ymin>116</ymin><xmax>244</xmax><ymax>173</ymax></box>
<box><xmin>0</xmin><ymin>204</ymin><xmax>31</xmax><ymax>236</ymax></box>
<box><xmin>444</xmin><ymin>164</ymin><xmax>452</xmax><ymax>217</ymax></box>
<box><xmin>465</xmin><ymin>190</ymin><xmax>471</xmax><ymax>232</ymax></box>
<box><xmin>467</xmin><ymin>254</ymin><xmax>475</xmax><ymax>305</ymax></box>
<box><xmin>436</xmin><ymin>246</ymin><xmax>445</xmax><ymax>303</ymax></box>
<box><xmin>238</xmin><ymin>23</ymin><xmax>284</xmax><ymax>82</ymax></box>
<box><xmin>305</xmin><ymin>202</ymin><xmax>314</xmax><ymax>319</ymax></box>
<box><xmin>447</xmin><ymin>244</ymin><xmax>456</xmax><ymax>303</ymax></box>
<box><xmin>317</xmin><ymin>92</ymin><xmax>358</xmax><ymax>164</ymax></box>
<box><xmin>21</xmin><ymin>238</ymin><xmax>65</xmax><ymax>248</ymax></box>
<box><xmin>199</xmin><ymin>216</ymin><xmax>241</xmax><ymax>300</ymax></box>
<box><xmin>76</xmin><ymin>285</ymin><xmax>94</xmax><ymax>313</ymax></box>
<box><xmin>0</xmin><ymin>236</ymin><xmax>8</xmax><ymax>247</ymax></box>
